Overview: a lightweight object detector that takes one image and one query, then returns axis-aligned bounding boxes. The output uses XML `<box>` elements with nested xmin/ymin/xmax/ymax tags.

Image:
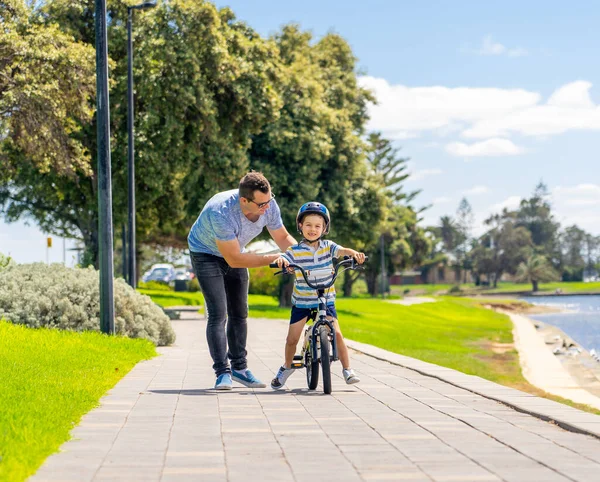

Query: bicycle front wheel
<box><xmin>305</xmin><ymin>345</ymin><xmax>319</xmax><ymax>390</ymax></box>
<box><xmin>320</xmin><ymin>329</ymin><xmax>332</xmax><ymax>394</ymax></box>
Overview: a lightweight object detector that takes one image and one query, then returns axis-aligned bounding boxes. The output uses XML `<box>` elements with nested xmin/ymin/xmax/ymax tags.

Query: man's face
<box><xmin>244</xmin><ymin>190</ymin><xmax>274</xmax><ymax>215</ymax></box>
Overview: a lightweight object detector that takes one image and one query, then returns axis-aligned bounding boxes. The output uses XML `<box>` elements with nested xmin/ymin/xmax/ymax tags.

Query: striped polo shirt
<box><xmin>282</xmin><ymin>239</ymin><xmax>341</xmax><ymax>308</ymax></box>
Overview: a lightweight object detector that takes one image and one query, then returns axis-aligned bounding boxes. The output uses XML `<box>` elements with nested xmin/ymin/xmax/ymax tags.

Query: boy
<box><xmin>270</xmin><ymin>201</ymin><xmax>365</xmax><ymax>390</ymax></box>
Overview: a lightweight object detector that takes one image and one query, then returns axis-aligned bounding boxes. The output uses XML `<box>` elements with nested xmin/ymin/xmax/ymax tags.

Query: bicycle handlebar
<box><xmin>269</xmin><ymin>255</ymin><xmax>368</xmax><ymax>290</ymax></box>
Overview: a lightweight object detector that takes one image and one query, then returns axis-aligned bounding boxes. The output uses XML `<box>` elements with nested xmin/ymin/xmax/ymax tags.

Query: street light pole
<box><xmin>95</xmin><ymin>0</ymin><xmax>115</xmax><ymax>335</ymax></box>
<box><xmin>127</xmin><ymin>1</ymin><xmax>156</xmax><ymax>289</ymax></box>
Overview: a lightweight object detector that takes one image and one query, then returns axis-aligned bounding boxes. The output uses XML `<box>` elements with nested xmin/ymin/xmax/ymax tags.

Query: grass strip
<box><xmin>0</xmin><ymin>321</ymin><xmax>156</xmax><ymax>482</ymax></box>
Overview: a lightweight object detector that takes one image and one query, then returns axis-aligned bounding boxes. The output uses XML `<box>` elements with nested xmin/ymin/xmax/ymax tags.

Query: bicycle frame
<box><xmin>272</xmin><ymin>256</ymin><xmax>364</xmax><ymax>365</ymax></box>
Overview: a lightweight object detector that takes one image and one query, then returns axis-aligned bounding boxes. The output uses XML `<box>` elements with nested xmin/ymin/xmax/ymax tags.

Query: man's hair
<box><xmin>239</xmin><ymin>171</ymin><xmax>270</xmax><ymax>200</ymax></box>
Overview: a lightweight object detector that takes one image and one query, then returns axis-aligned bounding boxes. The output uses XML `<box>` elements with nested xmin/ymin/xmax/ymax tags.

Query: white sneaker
<box><xmin>343</xmin><ymin>368</ymin><xmax>360</xmax><ymax>385</ymax></box>
<box><xmin>271</xmin><ymin>366</ymin><xmax>294</xmax><ymax>390</ymax></box>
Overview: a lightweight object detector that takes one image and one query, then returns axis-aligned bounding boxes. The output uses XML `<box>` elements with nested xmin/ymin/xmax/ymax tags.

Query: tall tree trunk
<box><xmin>278</xmin><ymin>275</ymin><xmax>294</xmax><ymax>307</ymax></box>
<box><xmin>532</xmin><ymin>279</ymin><xmax>539</xmax><ymax>292</ymax></box>
<box><xmin>342</xmin><ymin>270</ymin><xmax>361</xmax><ymax>297</ymax></box>
<box><xmin>365</xmin><ymin>271</ymin><xmax>378</xmax><ymax>296</ymax></box>
<box><xmin>82</xmin><ymin>228</ymin><xmax>99</xmax><ymax>268</ymax></box>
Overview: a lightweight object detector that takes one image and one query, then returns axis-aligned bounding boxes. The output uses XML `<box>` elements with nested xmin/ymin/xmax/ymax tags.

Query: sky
<box><xmin>2</xmin><ymin>0</ymin><xmax>600</xmax><ymax>264</ymax></box>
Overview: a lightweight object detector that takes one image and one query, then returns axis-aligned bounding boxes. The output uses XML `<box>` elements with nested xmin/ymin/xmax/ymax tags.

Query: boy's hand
<box><xmin>351</xmin><ymin>251</ymin><xmax>366</xmax><ymax>264</ymax></box>
<box><xmin>275</xmin><ymin>256</ymin><xmax>290</xmax><ymax>268</ymax></box>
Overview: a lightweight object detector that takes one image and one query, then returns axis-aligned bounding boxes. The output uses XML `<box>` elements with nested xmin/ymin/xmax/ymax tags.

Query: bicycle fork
<box><xmin>310</xmin><ymin>291</ymin><xmax>338</xmax><ymax>363</ymax></box>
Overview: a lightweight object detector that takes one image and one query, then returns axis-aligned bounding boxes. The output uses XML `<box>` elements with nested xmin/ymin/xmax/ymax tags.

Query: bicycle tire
<box><xmin>306</xmin><ymin>343</ymin><xmax>319</xmax><ymax>390</ymax></box>
<box><xmin>320</xmin><ymin>329</ymin><xmax>332</xmax><ymax>394</ymax></box>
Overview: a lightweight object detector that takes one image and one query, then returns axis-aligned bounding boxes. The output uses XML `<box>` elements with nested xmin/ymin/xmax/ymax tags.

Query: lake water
<box><xmin>521</xmin><ymin>295</ymin><xmax>600</xmax><ymax>352</ymax></box>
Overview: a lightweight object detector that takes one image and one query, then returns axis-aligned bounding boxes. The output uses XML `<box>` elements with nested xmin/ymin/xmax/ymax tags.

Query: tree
<box><xmin>0</xmin><ymin>0</ymin><xmax>96</xmax><ymax>178</ymax></box>
<box><xmin>583</xmin><ymin>233</ymin><xmax>600</xmax><ymax>275</ymax></box>
<box><xmin>515</xmin><ymin>252</ymin><xmax>560</xmax><ymax>292</ymax></box>
<box><xmin>471</xmin><ymin>214</ymin><xmax>532</xmax><ymax>287</ymax></box>
<box><xmin>432</xmin><ymin>215</ymin><xmax>465</xmax><ymax>283</ymax></box>
<box><xmin>247</xmin><ymin>26</ymin><xmax>386</xmax><ymax>304</ymax></box>
<box><xmin>455</xmin><ymin>197</ymin><xmax>474</xmax><ymax>282</ymax></box>
<box><xmin>559</xmin><ymin>225</ymin><xmax>587</xmax><ymax>281</ymax></box>
<box><xmin>516</xmin><ymin>181</ymin><xmax>560</xmax><ymax>265</ymax></box>
<box><xmin>362</xmin><ymin>204</ymin><xmax>431</xmax><ymax>296</ymax></box>
<box><xmin>1</xmin><ymin>1</ymin><xmax>283</xmax><ymax>270</ymax></box>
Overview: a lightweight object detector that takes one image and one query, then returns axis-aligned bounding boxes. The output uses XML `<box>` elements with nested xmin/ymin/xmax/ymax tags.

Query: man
<box><xmin>188</xmin><ymin>171</ymin><xmax>296</xmax><ymax>390</ymax></box>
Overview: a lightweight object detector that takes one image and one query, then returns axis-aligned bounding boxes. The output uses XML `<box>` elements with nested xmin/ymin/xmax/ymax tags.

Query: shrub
<box><xmin>0</xmin><ymin>263</ymin><xmax>175</xmax><ymax>346</ymax></box>
<box><xmin>187</xmin><ymin>277</ymin><xmax>201</xmax><ymax>292</ymax></box>
<box><xmin>0</xmin><ymin>252</ymin><xmax>13</xmax><ymax>272</ymax></box>
<box><xmin>138</xmin><ymin>280</ymin><xmax>172</xmax><ymax>291</ymax></box>
<box><xmin>249</xmin><ymin>265</ymin><xmax>279</xmax><ymax>296</ymax></box>
<box><xmin>448</xmin><ymin>285</ymin><xmax>462</xmax><ymax>294</ymax></box>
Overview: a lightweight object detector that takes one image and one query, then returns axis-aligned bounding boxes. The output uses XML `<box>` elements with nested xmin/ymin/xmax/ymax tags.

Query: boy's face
<box><xmin>300</xmin><ymin>214</ymin><xmax>325</xmax><ymax>241</ymax></box>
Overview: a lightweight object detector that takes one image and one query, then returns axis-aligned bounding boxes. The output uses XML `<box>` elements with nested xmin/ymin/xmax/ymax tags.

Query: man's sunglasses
<box><xmin>247</xmin><ymin>194</ymin><xmax>275</xmax><ymax>209</ymax></box>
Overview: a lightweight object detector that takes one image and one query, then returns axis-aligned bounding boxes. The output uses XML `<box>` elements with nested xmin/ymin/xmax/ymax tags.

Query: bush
<box><xmin>0</xmin><ymin>263</ymin><xmax>175</xmax><ymax>346</ymax></box>
<box><xmin>187</xmin><ymin>277</ymin><xmax>201</xmax><ymax>292</ymax></box>
<box><xmin>138</xmin><ymin>280</ymin><xmax>172</xmax><ymax>291</ymax></box>
<box><xmin>0</xmin><ymin>252</ymin><xmax>13</xmax><ymax>272</ymax></box>
<box><xmin>249</xmin><ymin>265</ymin><xmax>279</xmax><ymax>296</ymax></box>
<box><xmin>448</xmin><ymin>285</ymin><xmax>462</xmax><ymax>294</ymax></box>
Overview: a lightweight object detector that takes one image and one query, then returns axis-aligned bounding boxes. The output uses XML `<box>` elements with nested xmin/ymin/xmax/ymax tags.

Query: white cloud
<box><xmin>552</xmin><ymin>184</ymin><xmax>600</xmax><ymax>233</ymax></box>
<box><xmin>432</xmin><ymin>196</ymin><xmax>452</xmax><ymax>204</ymax></box>
<box><xmin>361</xmin><ymin>77</ymin><xmax>600</xmax><ymax>141</ymax></box>
<box><xmin>480</xmin><ymin>185</ymin><xmax>600</xmax><ymax>234</ymax></box>
<box><xmin>446</xmin><ymin>138</ymin><xmax>524</xmax><ymax>157</ymax></box>
<box><xmin>507</xmin><ymin>47</ymin><xmax>528</xmax><ymax>58</ymax></box>
<box><xmin>464</xmin><ymin>81</ymin><xmax>600</xmax><ymax>138</ymax></box>
<box><xmin>462</xmin><ymin>185</ymin><xmax>490</xmax><ymax>195</ymax></box>
<box><xmin>407</xmin><ymin>167</ymin><xmax>443</xmax><ymax>182</ymax></box>
<box><xmin>470</xmin><ymin>36</ymin><xmax>528</xmax><ymax>57</ymax></box>
<box><xmin>490</xmin><ymin>196</ymin><xmax>522</xmax><ymax>213</ymax></box>
<box><xmin>359</xmin><ymin>76</ymin><xmax>539</xmax><ymax>139</ymax></box>
<box><xmin>553</xmin><ymin>183</ymin><xmax>600</xmax><ymax>196</ymax></box>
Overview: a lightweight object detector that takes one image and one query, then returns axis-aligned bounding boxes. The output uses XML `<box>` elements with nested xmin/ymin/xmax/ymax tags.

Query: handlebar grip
<box><xmin>269</xmin><ymin>262</ymin><xmax>279</xmax><ymax>268</ymax></box>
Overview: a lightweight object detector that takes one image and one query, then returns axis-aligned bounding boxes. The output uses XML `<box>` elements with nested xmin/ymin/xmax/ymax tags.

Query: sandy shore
<box><xmin>498</xmin><ymin>307</ymin><xmax>600</xmax><ymax>409</ymax></box>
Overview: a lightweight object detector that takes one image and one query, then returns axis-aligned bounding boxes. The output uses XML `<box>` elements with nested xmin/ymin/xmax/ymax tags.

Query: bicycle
<box><xmin>270</xmin><ymin>255</ymin><xmax>367</xmax><ymax>394</ymax></box>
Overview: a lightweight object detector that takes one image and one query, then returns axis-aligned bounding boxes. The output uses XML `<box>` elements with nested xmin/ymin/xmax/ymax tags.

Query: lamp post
<box><xmin>96</xmin><ymin>0</ymin><xmax>115</xmax><ymax>334</ymax></box>
<box><xmin>127</xmin><ymin>1</ymin><xmax>156</xmax><ymax>288</ymax></box>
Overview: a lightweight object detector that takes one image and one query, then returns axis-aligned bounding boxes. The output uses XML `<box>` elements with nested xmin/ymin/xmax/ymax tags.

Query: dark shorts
<box><xmin>290</xmin><ymin>305</ymin><xmax>338</xmax><ymax>325</ymax></box>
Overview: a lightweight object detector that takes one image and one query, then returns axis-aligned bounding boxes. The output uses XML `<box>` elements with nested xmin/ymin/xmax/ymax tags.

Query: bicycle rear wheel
<box><xmin>320</xmin><ymin>329</ymin><xmax>332</xmax><ymax>394</ymax></box>
<box><xmin>305</xmin><ymin>344</ymin><xmax>319</xmax><ymax>390</ymax></box>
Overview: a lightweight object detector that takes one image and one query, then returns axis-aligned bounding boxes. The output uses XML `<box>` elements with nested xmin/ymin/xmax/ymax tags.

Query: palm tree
<box><xmin>515</xmin><ymin>253</ymin><xmax>560</xmax><ymax>292</ymax></box>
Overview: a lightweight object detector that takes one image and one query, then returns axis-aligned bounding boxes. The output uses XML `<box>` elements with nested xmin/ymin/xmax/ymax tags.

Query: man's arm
<box><xmin>268</xmin><ymin>226</ymin><xmax>297</xmax><ymax>252</ymax></box>
<box><xmin>216</xmin><ymin>239</ymin><xmax>280</xmax><ymax>268</ymax></box>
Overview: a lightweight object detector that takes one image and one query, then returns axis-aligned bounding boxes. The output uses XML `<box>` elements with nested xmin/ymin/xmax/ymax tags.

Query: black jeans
<box><xmin>190</xmin><ymin>252</ymin><xmax>249</xmax><ymax>376</ymax></box>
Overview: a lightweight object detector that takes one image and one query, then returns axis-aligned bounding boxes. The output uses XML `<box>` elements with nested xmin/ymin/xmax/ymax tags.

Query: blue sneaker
<box><xmin>215</xmin><ymin>373</ymin><xmax>233</xmax><ymax>390</ymax></box>
<box><xmin>232</xmin><ymin>369</ymin><xmax>267</xmax><ymax>388</ymax></box>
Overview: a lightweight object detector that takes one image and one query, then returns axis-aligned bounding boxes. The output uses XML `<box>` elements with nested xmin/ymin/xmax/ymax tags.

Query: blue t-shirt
<box><xmin>188</xmin><ymin>189</ymin><xmax>284</xmax><ymax>257</ymax></box>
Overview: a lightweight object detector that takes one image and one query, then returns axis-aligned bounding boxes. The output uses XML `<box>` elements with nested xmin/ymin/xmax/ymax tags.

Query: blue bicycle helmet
<box><xmin>296</xmin><ymin>202</ymin><xmax>330</xmax><ymax>235</ymax></box>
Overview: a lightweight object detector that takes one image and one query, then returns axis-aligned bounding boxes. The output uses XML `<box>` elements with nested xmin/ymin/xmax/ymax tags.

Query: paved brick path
<box><xmin>31</xmin><ymin>311</ymin><xmax>600</xmax><ymax>482</ymax></box>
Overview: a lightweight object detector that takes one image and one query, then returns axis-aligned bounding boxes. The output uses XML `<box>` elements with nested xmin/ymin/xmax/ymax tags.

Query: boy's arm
<box><xmin>337</xmin><ymin>247</ymin><xmax>366</xmax><ymax>264</ymax></box>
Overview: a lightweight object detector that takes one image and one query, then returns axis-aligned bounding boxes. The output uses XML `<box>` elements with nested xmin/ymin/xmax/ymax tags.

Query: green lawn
<box><xmin>0</xmin><ymin>322</ymin><xmax>156</xmax><ymax>482</ymax></box>
<box><xmin>246</xmin><ymin>294</ymin><xmax>519</xmax><ymax>385</ymax></box>
<box><xmin>137</xmin><ymin>288</ymin><xmax>204</xmax><ymax>307</ymax></box>
<box><xmin>393</xmin><ymin>281</ymin><xmax>600</xmax><ymax>296</ymax></box>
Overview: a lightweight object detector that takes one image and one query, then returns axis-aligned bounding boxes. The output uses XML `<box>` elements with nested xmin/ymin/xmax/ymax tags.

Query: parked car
<box><xmin>142</xmin><ymin>263</ymin><xmax>176</xmax><ymax>283</ymax></box>
<box><xmin>173</xmin><ymin>267</ymin><xmax>191</xmax><ymax>281</ymax></box>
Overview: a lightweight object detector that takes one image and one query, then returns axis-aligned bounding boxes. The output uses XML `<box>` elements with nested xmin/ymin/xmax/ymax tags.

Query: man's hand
<box><xmin>274</xmin><ymin>256</ymin><xmax>290</xmax><ymax>268</ymax></box>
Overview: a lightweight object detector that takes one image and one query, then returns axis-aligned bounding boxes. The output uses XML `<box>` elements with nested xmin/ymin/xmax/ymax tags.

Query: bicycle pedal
<box><xmin>291</xmin><ymin>362</ymin><xmax>303</xmax><ymax>369</ymax></box>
